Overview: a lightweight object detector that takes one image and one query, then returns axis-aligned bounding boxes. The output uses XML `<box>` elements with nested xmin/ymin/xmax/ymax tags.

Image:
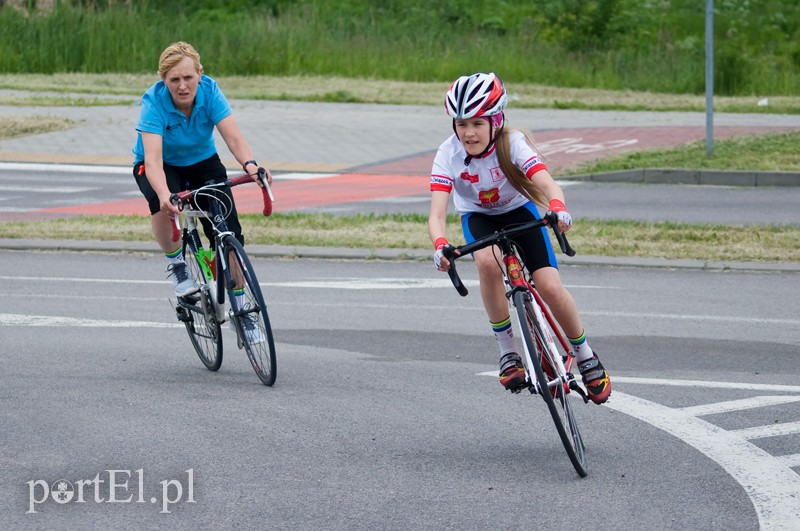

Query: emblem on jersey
<box><xmin>479</xmin><ymin>188</ymin><xmax>500</xmax><ymax>205</ymax></box>
<box><xmin>489</xmin><ymin>166</ymin><xmax>504</xmax><ymax>182</ymax></box>
<box><xmin>460</xmin><ymin>171</ymin><xmax>479</xmax><ymax>183</ymax></box>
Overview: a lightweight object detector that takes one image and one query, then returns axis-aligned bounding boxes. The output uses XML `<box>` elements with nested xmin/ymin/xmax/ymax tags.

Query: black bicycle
<box><xmin>443</xmin><ymin>211</ymin><xmax>590</xmax><ymax>476</ymax></box>
<box><xmin>170</xmin><ymin>168</ymin><xmax>277</xmax><ymax>386</ymax></box>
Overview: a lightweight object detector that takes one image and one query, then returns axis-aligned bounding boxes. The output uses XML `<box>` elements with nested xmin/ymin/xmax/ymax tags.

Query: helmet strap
<box><xmin>464</xmin><ymin>122</ymin><xmax>504</xmax><ymax>166</ymax></box>
<box><xmin>453</xmin><ymin>114</ymin><xmax>504</xmax><ymax>166</ymax></box>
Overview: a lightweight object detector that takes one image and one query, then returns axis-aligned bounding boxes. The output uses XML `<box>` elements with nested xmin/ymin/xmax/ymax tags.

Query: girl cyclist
<box><xmin>428</xmin><ymin>72</ymin><xmax>611</xmax><ymax>404</ymax></box>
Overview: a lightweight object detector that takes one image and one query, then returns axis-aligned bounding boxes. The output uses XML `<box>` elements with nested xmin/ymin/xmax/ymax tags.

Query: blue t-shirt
<box><xmin>132</xmin><ymin>75</ymin><xmax>232</xmax><ymax>166</ymax></box>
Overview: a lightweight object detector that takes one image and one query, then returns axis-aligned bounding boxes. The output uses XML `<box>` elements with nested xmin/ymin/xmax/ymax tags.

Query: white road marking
<box><xmin>265</xmin><ymin>277</ymin><xmax>480</xmax><ymax>290</ymax></box>
<box><xmin>615</xmin><ymin>376</ymin><xmax>800</xmax><ymax>393</ymax></box>
<box><xmin>0</xmin><ymin>184</ymin><xmax>96</xmax><ymax>193</ymax></box>
<box><xmin>0</xmin><ymin>162</ymin><xmax>131</xmax><ymax>174</ymax></box>
<box><xmin>0</xmin><ymin>162</ymin><xmax>332</xmax><ymax>177</ymax></box>
<box><xmin>584</xmin><ymin>310</ymin><xmax>800</xmax><ymax>326</ymax></box>
<box><xmin>477</xmin><ymin>371</ymin><xmax>800</xmax><ymax>528</ymax></box>
<box><xmin>0</xmin><ymin>275</ymin><xmax>165</xmax><ymax>285</ymax></box>
<box><xmin>732</xmin><ymin>421</ymin><xmax>800</xmax><ymax>440</ymax></box>
<box><xmin>779</xmin><ymin>454</ymin><xmax>800</xmax><ymax>467</ymax></box>
<box><xmin>606</xmin><ymin>392</ymin><xmax>800</xmax><ymax>530</ymax></box>
<box><xmin>0</xmin><ymin>313</ymin><xmax>180</xmax><ymax>328</ymax></box>
<box><xmin>682</xmin><ymin>396</ymin><xmax>800</xmax><ymax>416</ymax></box>
<box><xmin>0</xmin><ymin>162</ymin><xmax>335</xmax><ymax>180</ymax></box>
<box><xmin>0</xmin><ymin>275</ymin><xmax>613</xmax><ymax>291</ymax></box>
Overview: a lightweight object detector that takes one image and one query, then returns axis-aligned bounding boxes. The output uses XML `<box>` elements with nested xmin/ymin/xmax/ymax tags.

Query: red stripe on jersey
<box><xmin>430</xmin><ymin>173</ymin><xmax>454</xmax><ymax>192</ymax></box>
<box><xmin>525</xmin><ymin>162</ymin><xmax>547</xmax><ymax>179</ymax></box>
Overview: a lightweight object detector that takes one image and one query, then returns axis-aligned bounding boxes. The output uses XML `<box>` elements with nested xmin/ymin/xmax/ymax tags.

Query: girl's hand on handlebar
<box><xmin>434</xmin><ymin>247</ymin><xmax>448</xmax><ymax>271</ymax></box>
<box><xmin>554</xmin><ymin>210</ymin><xmax>572</xmax><ymax>233</ymax></box>
<box><xmin>434</xmin><ymin>245</ymin><xmax>460</xmax><ymax>271</ymax></box>
<box><xmin>547</xmin><ymin>199</ymin><xmax>572</xmax><ymax>233</ymax></box>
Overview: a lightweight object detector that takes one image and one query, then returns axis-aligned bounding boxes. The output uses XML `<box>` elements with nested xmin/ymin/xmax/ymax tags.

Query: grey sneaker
<box><xmin>241</xmin><ymin>312</ymin><xmax>265</xmax><ymax>345</ymax></box>
<box><xmin>166</xmin><ymin>262</ymin><xmax>199</xmax><ymax>297</ymax></box>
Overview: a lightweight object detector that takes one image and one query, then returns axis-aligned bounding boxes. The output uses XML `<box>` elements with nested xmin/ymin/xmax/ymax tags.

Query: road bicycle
<box><xmin>442</xmin><ymin>211</ymin><xmax>590</xmax><ymax>476</ymax></box>
<box><xmin>170</xmin><ymin>168</ymin><xmax>277</xmax><ymax>386</ymax></box>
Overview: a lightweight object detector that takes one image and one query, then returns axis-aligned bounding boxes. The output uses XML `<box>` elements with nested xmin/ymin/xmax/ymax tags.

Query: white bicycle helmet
<box><xmin>444</xmin><ymin>72</ymin><xmax>507</xmax><ymax>120</ymax></box>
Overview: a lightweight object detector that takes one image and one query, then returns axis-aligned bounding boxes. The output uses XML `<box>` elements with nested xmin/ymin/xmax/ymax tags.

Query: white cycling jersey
<box><xmin>430</xmin><ymin>130</ymin><xmax>547</xmax><ymax>215</ymax></box>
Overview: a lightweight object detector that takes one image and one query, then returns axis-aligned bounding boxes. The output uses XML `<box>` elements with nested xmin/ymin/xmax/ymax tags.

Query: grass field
<box><xmin>1</xmin><ymin>74</ymin><xmax>799</xmax><ymax>114</ymax></box>
<box><xmin>1</xmin><ymin>213</ymin><xmax>798</xmax><ymax>264</ymax></box>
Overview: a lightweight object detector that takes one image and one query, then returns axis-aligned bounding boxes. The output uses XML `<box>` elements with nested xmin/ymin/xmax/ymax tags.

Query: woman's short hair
<box><xmin>158</xmin><ymin>41</ymin><xmax>202</xmax><ymax>79</ymax></box>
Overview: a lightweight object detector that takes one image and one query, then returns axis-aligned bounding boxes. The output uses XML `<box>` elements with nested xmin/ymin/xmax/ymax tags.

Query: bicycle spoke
<box><xmin>180</xmin><ymin>240</ymin><xmax>223</xmax><ymax>371</ymax></box>
<box><xmin>514</xmin><ymin>291</ymin><xmax>588</xmax><ymax>477</ymax></box>
<box><xmin>223</xmin><ymin>236</ymin><xmax>277</xmax><ymax>386</ymax></box>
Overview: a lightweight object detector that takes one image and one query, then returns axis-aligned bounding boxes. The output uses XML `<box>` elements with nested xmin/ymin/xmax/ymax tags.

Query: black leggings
<box><xmin>133</xmin><ymin>153</ymin><xmax>244</xmax><ymax>247</ymax></box>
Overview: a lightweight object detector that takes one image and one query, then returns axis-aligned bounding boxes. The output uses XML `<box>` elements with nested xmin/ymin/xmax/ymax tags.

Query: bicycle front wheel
<box><xmin>222</xmin><ymin>236</ymin><xmax>277</xmax><ymax>386</ymax></box>
<box><xmin>513</xmin><ymin>290</ymin><xmax>587</xmax><ymax>477</ymax></box>
<box><xmin>180</xmin><ymin>237</ymin><xmax>223</xmax><ymax>371</ymax></box>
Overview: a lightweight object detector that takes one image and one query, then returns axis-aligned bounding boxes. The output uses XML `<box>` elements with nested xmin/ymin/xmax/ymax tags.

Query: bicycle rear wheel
<box><xmin>513</xmin><ymin>290</ymin><xmax>587</xmax><ymax>477</ymax></box>
<box><xmin>222</xmin><ymin>236</ymin><xmax>277</xmax><ymax>386</ymax></box>
<box><xmin>179</xmin><ymin>237</ymin><xmax>223</xmax><ymax>371</ymax></box>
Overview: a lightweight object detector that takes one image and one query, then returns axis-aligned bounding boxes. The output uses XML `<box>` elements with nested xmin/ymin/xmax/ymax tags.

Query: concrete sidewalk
<box><xmin>1</xmin><ymin>97</ymin><xmax>799</xmax><ymax>181</ymax></box>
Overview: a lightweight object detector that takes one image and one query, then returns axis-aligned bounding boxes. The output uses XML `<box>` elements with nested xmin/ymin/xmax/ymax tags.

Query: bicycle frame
<box><xmin>180</xmin><ymin>205</ymin><xmax>233</xmax><ymax>322</ymax></box>
<box><xmin>495</xmin><ymin>239</ymin><xmax>574</xmax><ymax>395</ymax></box>
<box><xmin>442</xmin><ymin>212</ymin><xmax>589</xmax><ymax>476</ymax></box>
<box><xmin>170</xmin><ymin>168</ymin><xmax>279</xmax><ymax>385</ymax></box>
<box><xmin>442</xmin><ymin>211</ymin><xmax>582</xmax><ymax>397</ymax></box>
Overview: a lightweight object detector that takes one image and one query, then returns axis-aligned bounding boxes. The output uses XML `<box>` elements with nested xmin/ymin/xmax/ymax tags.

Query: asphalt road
<box><xmin>2</xmin><ymin>251</ymin><xmax>799</xmax><ymax>529</ymax></box>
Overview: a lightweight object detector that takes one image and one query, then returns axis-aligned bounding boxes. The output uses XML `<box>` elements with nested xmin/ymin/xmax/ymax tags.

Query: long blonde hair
<box><xmin>494</xmin><ymin>127</ymin><xmax>547</xmax><ymax>208</ymax></box>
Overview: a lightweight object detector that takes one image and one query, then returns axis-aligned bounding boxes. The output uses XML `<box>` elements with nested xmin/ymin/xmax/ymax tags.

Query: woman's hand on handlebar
<box><xmin>158</xmin><ymin>192</ymin><xmax>180</xmax><ymax>215</ymax></box>
<box><xmin>254</xmin><ymin>166</ymin><xmax>273</xmax><ymax>188</ymax></box>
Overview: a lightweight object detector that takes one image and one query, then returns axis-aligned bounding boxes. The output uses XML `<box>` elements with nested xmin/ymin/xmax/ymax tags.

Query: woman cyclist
<box><xmin>428</xmin><ymin>72</ymin><xmax>611</xmax><ymax>404</ymax></box>
<box><xmin>132</xmin><ymin>41</ymin><xmax>272</xmax><ymax>297</ymax></box>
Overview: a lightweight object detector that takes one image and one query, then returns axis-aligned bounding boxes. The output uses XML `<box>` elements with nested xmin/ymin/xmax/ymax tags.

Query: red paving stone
<box><xmin>18</xmin><ymin>124</ymin><xmax>797</xmax><ymax>218</ymax></box>
<box><xmin>359</xmin><ymin>125</ymin><xmax>797</xmax><ymax>175</ymax></box>
<box><xmin>35</xmin><ymin>174</ymin><xmax>431</xmax><ymax>216</ymax></box>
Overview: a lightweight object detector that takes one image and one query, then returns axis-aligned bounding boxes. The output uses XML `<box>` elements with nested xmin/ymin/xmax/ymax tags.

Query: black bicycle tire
<box><xmin>513</xmin><ymin>290</ymin><xmax>588</xmax><ymax>477</ymax></box>
<box><xmin>181</xmin><ymin>237</ymin><xmax>223</xmax><ymax>371</ymax></box>
<box><xmin>221</xmin><ymin>235</ymin><xmax>277</xmax><ymax>386</ymax></box>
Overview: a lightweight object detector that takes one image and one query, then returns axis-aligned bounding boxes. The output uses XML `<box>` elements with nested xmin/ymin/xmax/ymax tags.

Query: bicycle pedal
<box><xmin>508</xmin><ymin>380</ymin><xmax>531</xmax><ymax>394</ymax></box>
<box><xmin>179</xmin><ymin>293</ymin><xmax>200</xmax><ymax>304</ymax></box>
<box><xmin>175</xmin><ymin>307</ymin><xmax>192</xmax><ymax>323</ymax></box>
<box><xmin>569</xmin><ymin>380</ymin><xmax>590</xmax><ymax>404</ymax></box>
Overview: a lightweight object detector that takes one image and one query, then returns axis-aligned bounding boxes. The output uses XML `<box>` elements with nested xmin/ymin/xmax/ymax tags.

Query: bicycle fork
<box><xmin>503</xmin><ymin>255</ymin><xmax>574</xmax><ymax>398</ymax></box>
<box><xmin>508</xmin><ymin>293</ymin><xmax>551</xmax><ymax>396</ymax></box>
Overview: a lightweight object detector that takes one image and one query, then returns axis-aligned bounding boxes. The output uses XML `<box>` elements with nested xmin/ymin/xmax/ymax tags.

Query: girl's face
<box><xmin>164</xmin><ymin>56</ymin><xmax>201</xmax><ymax>112</ymax></box>
<box><xmin>454</xmin><ymin>117</ymin><xmax>491</xmax><ymax>156</ymax></box>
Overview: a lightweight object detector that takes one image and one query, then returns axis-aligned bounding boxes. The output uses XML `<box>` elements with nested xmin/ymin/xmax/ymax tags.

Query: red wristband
<box><xmin>434</xmin><ymin>237</ymin><xmax>448</xmax><ymax>250</ymax></box>
<box><xmin>548</xmin><ymin>199</ymin><xmax>567</xmax><ymax>212</ymax></box>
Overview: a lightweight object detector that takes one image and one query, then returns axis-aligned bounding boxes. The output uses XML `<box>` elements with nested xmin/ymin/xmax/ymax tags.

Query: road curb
<box><xmin>2</xmin><ymin>238</ymin><xmax>798</xmax><ymax>273</ymax></box>
<box><xmin>562</xmin><ymin>168</ymin><xmax>800</xmax><ymax>187</ymax></box>
<box><xmin>2</xmin><ymin>160</ymin><xmax>799</xmax><ymax>187</ymax></box>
